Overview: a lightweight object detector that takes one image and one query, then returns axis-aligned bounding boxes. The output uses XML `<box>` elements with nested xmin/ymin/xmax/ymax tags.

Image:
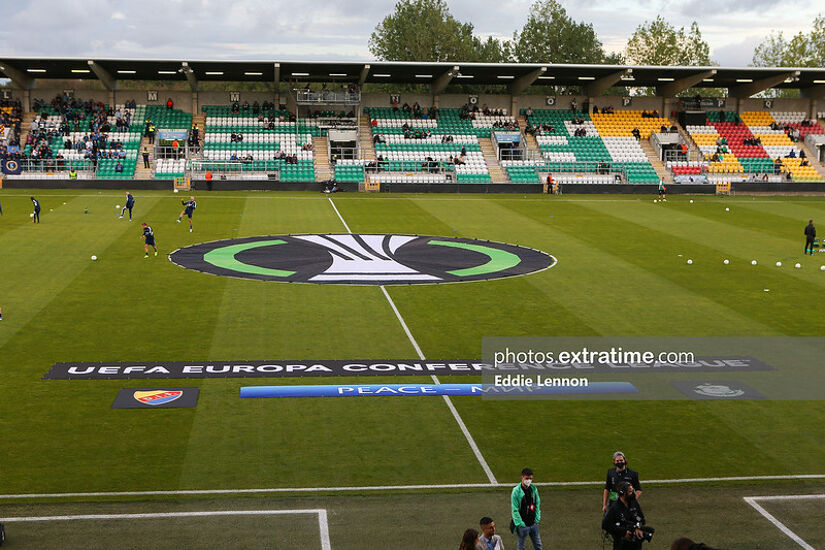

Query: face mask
<box><xmin>615</xmin><ymin>462</ymin><xmax>626</xmax><ymax>469</ymax></box>
<box><xmin>523</xmin><ymin>479</ymin><xmax>532</xmax><ymax>487</ymax></box>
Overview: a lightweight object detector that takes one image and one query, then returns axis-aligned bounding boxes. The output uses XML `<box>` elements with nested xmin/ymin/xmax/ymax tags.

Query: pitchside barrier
<box><xmin>174</xmin><ymin>176</ymin><xmax>191</xmax><ymax>191</ymax></box>
<box><xmin>359</xmin><ymin>180</ymin><xmax>381</xmax><ymax>192</ymax></box>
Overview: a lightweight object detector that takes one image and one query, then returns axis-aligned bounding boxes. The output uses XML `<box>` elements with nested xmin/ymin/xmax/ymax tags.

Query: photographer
<box><xmin>602</xmin><ymin>482</ymin><xmax>652</xmax><ymax>549</ymax></box>
<box><xmin>603</xmin><ymin>452</ymin><xmax>642</xmax><ymax>513</ymax></box>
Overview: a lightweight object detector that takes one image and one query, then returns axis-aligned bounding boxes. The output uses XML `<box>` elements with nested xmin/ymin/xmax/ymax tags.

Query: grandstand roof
<box><xmin>2</xmin><ymin>57</ymin><xmax>825</xmax><ymax>93</ymax></box>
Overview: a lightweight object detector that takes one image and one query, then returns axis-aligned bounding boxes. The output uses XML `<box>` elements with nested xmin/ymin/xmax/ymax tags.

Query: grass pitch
<box><xmin>1</xmin><ymin>190</ymin><xmax>824</xmax><ymax>548</ymax></box>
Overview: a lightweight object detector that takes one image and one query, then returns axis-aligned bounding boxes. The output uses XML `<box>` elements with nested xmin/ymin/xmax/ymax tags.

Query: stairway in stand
<box><xmin>18</xmin><ymin>112</ymin><xmax>37</xmax><ymax>147</ymax></box>
<box><xmin>516</xmin><ymin>115</ymin><xmax>540</xmax><ymax>157</ymax></box>
<box><xmin>671</xmin><ymin>120</ymin><xmax>701</xmax><ymax>162</ymax></box>
<box><xmin>190</xmin><ymin>113</ymin><xmax>206</xmax><ymax>162</ymax></box>
<box><xmin>639</xmin><ymin>138</ymin><xmax>674</xmax><ymax>184</ymax></box>
<box><xmin>359</xmin><ymin>117</ymin><xmax>376</xmax><ymax>161</ymax></box>
<box><xmin>797</xmin><ymin>139</ymin><xmax>825</xmax><ymax>180</ymax></box>
<box><xmin>313</xmin><ymin>136</ymin><xmax>331</xmax><ymax>182</ymax></box>
<box><xmin>479</xmin><ymin>138</ymin><xmax>507</xmax><ymax>183</ymax></box>
<box><xmin>133</xmin><ymin>136</ymin><xmax>155</xmax><ymax>180</ymax></box>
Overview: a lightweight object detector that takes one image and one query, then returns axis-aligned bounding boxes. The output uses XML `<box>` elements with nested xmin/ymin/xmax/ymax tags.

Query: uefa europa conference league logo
<box><xmin>170</xmin><ymin>234</ymin><xmax>555</xmax><ymax>285</ymax></box>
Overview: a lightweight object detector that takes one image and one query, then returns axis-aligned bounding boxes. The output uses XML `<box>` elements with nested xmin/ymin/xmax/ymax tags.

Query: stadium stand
<box><xmin>200</xmin><ymin>105</ymin><xmax>317</xmax><ymax>180</ymax></box>
<box><xmin>682</xmin><ymin>111</ymin><xmax>825</xmax><ymax>182</ymax></box>
<box><xmin>363</xmin><ymin>105</ymin><xmax>496</xmax><ymax>183</ymax></box>
<box><xmin>511</xmin><ymin>109</ymin><xmax>660</xmax><ymax>184</ymax></box>
<box><xmin>14</xmin><ymin>97</ymin><xmax>139</xmax><ymax>177</ymax></box>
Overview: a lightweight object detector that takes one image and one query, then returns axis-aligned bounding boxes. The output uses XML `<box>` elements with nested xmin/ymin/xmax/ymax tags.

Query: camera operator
<box><xmin>602</xmin><ymin>482</ymin><xmax>653</xmax><ymax>550</ymax></box>
<box><xmin>603</xmin><ymin>451</ymin><xmax>642</xmax><ymax>513</ymax></box>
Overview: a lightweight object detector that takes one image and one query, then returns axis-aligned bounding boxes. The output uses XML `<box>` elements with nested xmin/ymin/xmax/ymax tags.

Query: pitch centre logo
<box><xmin>169</xmin><ymin>234</ymin><xmax>556</xmax><ymax>285</ymax></box>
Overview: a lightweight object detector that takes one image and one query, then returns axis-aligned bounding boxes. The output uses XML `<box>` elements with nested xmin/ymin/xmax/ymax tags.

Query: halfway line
<box><xmin>327</xmin><ymin>197</ymin><xmax>498</xmax><ymax>485</ymax></box>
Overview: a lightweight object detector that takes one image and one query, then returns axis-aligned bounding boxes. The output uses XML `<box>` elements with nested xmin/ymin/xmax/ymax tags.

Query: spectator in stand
<box><xmin>115</xmin><ymin>161</ymin><xmax>123</xmax><ymax>174</ymax></box>
<box><xmin>142</xmin><ymin>148</ymin><xmax>151</xmax><ymax>168</ymax></box>
<box><xmin>166</xmin><ymin>98</ymin><xmax>174</xmax><ymax>110</ymax></box>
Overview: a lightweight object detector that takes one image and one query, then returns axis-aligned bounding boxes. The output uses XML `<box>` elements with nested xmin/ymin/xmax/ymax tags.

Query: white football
<box><xmin>776</xmin><ymin>261</ymin><xmax>782</xmax><ymax>267</ymax></box>
<box><xmin>91</xmin><ymin>255</ymin><xmax>97</xmax><ymax>261</ymax></box>
<box><xmin>686</xmin><ymin>259</ymin><xmax>693</xmax><ymax>264</ymax></box>
<box><xmin>794</xmin><ymin>263</ymin><xmax>801</xmax><ymax>268</ymax></box>
<box><xmin>689</xmin><ymin>200</ymin><xmax>694</xmax><ymax>203</ymax></box>
<box><xmin>751</xmin><ymin>260</ymin><xmax>757</xmax><ymax>265</ymax></box>
<box><xmin>116</xmin><ymin>205</ymin><xmax>120</xmax><ymax>209</ymax></box>
<box><xmin>653</xmin><ymin>199</ymin><xmax>657</xmax><ymax>203</ymax></box>
<box><xmin>723</xmin><ymin>259</ymin><xmax>729</xmax><ymax>264</ymax></box>
<box><xmin>725</xmin><ymin>207</ymin><xmax>730</xmax><ymax>212</ymax></box>
<box><xmin>174</xmin><ymin>189</ymin><xmax>179</xmax><ymax>193</ymax></box>
<box><xmin>29</xmin><ymin>213</ymin><xmax>33</xmax><ymax>217</ymax></box>
<box><xmin>820</xmin><ymin>266</ymin><xmax>825</xmax><ymax>271</ymax></box>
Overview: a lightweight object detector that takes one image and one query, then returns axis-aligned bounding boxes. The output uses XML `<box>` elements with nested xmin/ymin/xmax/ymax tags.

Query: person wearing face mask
<box><xmin>603</xmin><ymin>452</ymin><xmax>642</xmax><ymax>513</ymax></box>
<box><xmin>510</xmin><ymin>468</ymin><xmax>542</xmax><ymax>550</ymax></box>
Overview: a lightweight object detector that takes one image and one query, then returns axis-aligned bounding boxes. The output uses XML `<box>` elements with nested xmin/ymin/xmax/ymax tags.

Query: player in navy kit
<box><xmin>30</xmin><ymin>196</ymin><xmax>41</xmax><ymax>223</ymax></box>
<box><xmin>177</xmin><ymin>196</ymin><xmax>196</xmax><ymax>232</ymax></box>
<box><xmin>141</xmin><ymin>223</ymin><xmax>158</xmax><ymax>258</ymax></box>
<box><xmin>119</xmin><ymin>191</ymin><xmax>135</xmax><ymax>220</ymax></box>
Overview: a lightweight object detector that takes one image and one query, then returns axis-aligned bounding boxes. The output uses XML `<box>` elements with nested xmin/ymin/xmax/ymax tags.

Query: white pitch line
<box><xmin>0</xmin><ymin>475</ymin><xmax>823</xmax><ymax>500</ymax></box>
<box><xmin>0</xmin><ymin>509</ymin><xmax>326</xmax><ymax>522</ymax></box>
<box><xmin>430</xmin><ymin>372</ymin><xmax>498</xmax><ymax>485</ymax></box>
<box><xmin>745</xmin><ymin>494</ymin><xmax>825</xmax><ymax>501</ymax></box>
<box><xmin>0</xmin><ymin>509</ymin><xmax>333</xmax><ymax>550</ymax></box>
<box><xmin>327</xmin><ymin>197</ymin><xmax>497</xmax><ymax>485</ymax></box>
<box><xmin>317</xmin><ymin>508</ymin><xmax>332</xmax><ymax>550</ymax></box>
<box><xmin>380</xmin><ymin>286</ymin><xmax>426</xmax><ymax>361</ymax></box>
<box><xmin>327</xmin><ymin>197</ymin><xmax>352</xmax><ymax>233</ymax></box>
<box><xmin>744</xmin><ymin>497</ymin><xmax>816</xmax><ymax>550</ymax></box>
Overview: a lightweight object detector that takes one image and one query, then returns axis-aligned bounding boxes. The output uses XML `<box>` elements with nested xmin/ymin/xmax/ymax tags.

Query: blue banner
<box><xmin>240</xmin><ymin>382</ymin><xmax>638</xmax><ymax>398</ymax></box>
<box><xmin>494</xmin><ymin>132</ymin><xmax>521</xmax><ymax>143</ymax></box>
<box><xmin>2</xmin><ymin>159</ymin><xmax>21</xmax><ymax>175</ymax></box>
<box><xmin>157</xmin><ymin>130</ymin><xmax>189</xmax><ymax>142</ymax></box>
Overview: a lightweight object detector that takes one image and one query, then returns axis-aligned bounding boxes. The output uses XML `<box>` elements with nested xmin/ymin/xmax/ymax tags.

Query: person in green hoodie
<box><xmin>511</xmin><ymin>468</ymin><xmax>542</xmax><ymax>550</ymax></box>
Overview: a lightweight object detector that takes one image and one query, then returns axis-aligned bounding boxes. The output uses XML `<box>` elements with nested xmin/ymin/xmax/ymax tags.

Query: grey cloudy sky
<box><xmin>0</xmin><ymin>0</ymin><xmax>820</xmax><ymax>66</ymax></box>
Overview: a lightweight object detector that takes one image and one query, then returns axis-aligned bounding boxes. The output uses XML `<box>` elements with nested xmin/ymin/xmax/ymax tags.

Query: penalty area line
<box><xmin>743</xmin><ymin>495</ymin><xmax>822</xmax><ymax>550</ymax></box>
<box><xmin>327</xmin><ymin>197</ymin><xmax>497</xmax><ymax>485</ymax></box>
<box><xmin>0</xmin><ymin>509</ymin><xmax>332</xmax><ymax>550</ymax></box>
